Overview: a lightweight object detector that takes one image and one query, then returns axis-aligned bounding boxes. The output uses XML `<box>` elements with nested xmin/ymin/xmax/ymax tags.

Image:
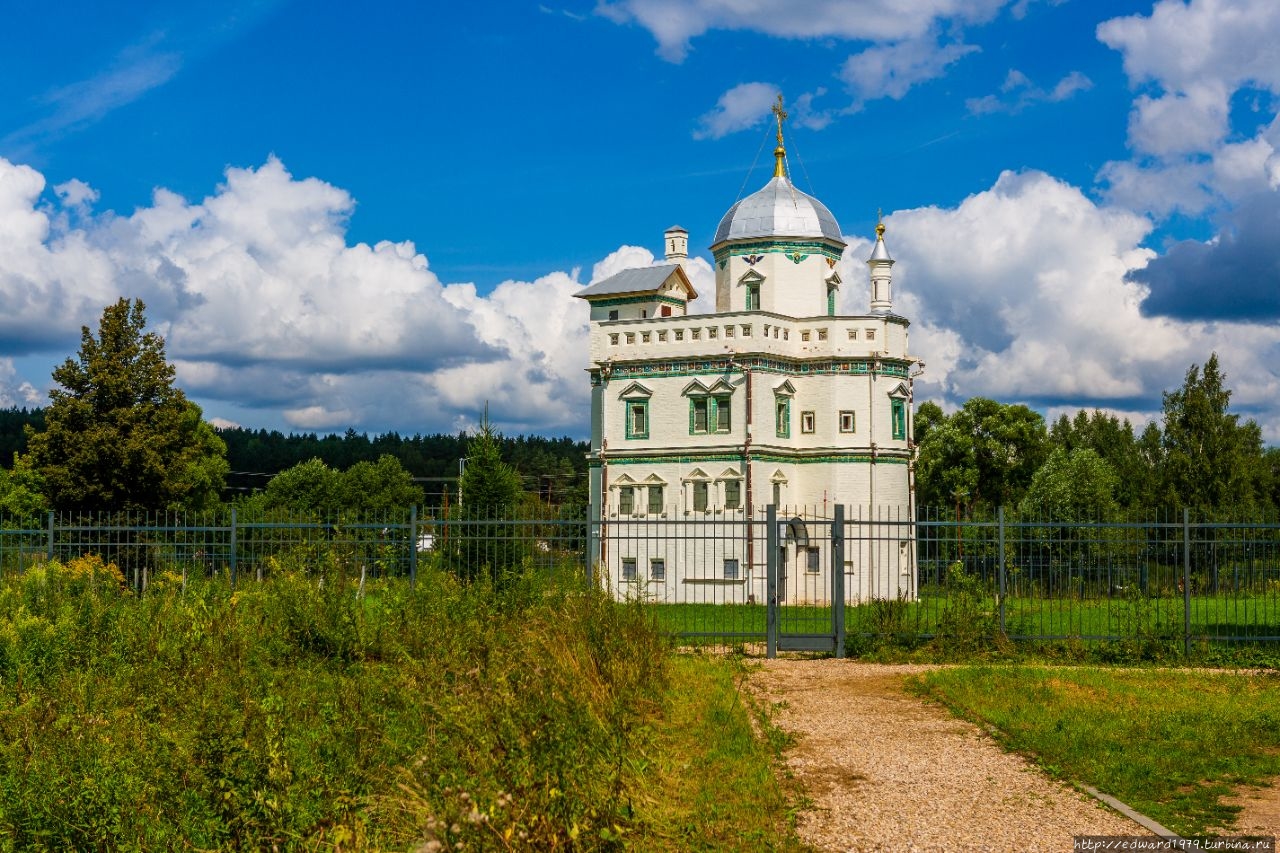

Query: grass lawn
<box><xmin>910</xmin><ymin>665</ymin><xmax>1280</xmax><ymax>836</ymax></box>
<box><xmin>651</xmin><ymin>593</ymin><xmax>1280</xmax><ymax>649</ymax></box>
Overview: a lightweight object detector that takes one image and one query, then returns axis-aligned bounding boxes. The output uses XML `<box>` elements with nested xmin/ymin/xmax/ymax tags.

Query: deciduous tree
<box><xmin>915</xmin><ymin>397</ymin><xmax>1047</xmax><ymax>513</ymax></box>
<box><xmin>1157</xmin><ymin>353</ymin><xmax>1264</xmax><ymax>516</ymax></box>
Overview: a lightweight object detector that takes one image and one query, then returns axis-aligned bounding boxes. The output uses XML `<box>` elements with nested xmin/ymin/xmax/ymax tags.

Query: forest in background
<box><xmin>5</xmin><ymin>351</ymin><xmax>1277</xmax><ymax>518</ymax></box>
<box><xmin>0</xmin><ymin>408</ymin><xmax>588</xmax><ymax>507</ymax></box>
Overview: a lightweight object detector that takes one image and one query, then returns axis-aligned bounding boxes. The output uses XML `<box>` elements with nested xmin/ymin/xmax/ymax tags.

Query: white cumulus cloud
<box><xmin>596</xmin><ymin>0</ymin><xmax>1007</xmax><ymax>62</ymax></box>
<box><xmin>693</xmin><ymin>82</ymin><xmax>780</xmax><ymax>140</ymax></box>
<box><xmin>841</xmin><ymin>33</ymin><xmax>980</xmax><ymax>105</ymax></box>
<box><xmin>1097</xmin><ymin>0</ymin><xmax>1280</xmax><ymax>216</ymax></box>
<box><xmin>864</xmin><ymin>169</ymin><xmax>1280</xmax><ymax>440</ymax></box>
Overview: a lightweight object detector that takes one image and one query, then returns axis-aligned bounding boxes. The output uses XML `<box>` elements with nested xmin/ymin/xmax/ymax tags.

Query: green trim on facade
<box><xmin>593</xmin><ymin>451</ymin><xmax>910</xmax><ymax>466</ymax></box>
<box><xmin>688</xmin><ymin>394</ymin><xmax>732</xmax><ymax>435</ymax></box>
<box><xmin>891</xmin><ymin>398</ymin><xmax>907</xmax><ymax>441</ymax></box>
<box><xmin>592</xmin><ymin>294</ymin><xmax>686</xmax><ymax>308</ymax></box>
<box><xmin>607</xmin><ymin>356</ymin><xmax>912</xmax><ymax>380</ymax></box>
<box><xmin>624</xmin><ymin>398</ymin><xmax>649</xmax><ymax>440</ymax></box>
<box><xmin>712</xmin><ymin>240</ymin><xmax>844</xmax><ymax>267</ymax></box>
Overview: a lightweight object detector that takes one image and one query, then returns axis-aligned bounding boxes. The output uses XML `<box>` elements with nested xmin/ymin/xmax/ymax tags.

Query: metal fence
<box><xmin>4</xmin><ymin>505</ymin><xmax>1280</xmax><ymax>655</ymax></box>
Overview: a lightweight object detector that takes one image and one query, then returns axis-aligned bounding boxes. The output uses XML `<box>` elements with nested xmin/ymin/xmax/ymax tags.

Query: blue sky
<box><xmin>2</xmin><ymin>0</ymin><xmax>1279</xmax><ymax>440</ymax></box>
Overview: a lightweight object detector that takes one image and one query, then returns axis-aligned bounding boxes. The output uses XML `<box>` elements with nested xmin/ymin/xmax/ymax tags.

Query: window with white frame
<box><xmin>647</xmin><ymin>485</ymin><xmax>663</xmax><ymax>515</ymax></box>
<box><xmin>839</xmin><ymin>410</ymin><xmax>856</xmax><ymax>433</ymax></box>
<box><xmin>723</xmin><ymin>558</ymin><xmax>740</xmax><ymax>580</ymax></box>
<box><xmin>622</xmin><ymin>558</ymin><xmax>637</xmax><ymax>581</ymax></box>
<box><xmin>801</xmin><ymin>411</ymin><xmax>815</xmax><ymax>433</ymax></box>
<box><xmin>724</xmin><ymin>479</ymin><xmax>741</xmax><ymax>509</ymax></box>
<box><xmin>618</xmin><ymin>486</ymin><xmax>635</xmax><ymax>515</ymax></box>
<box><xmin>806</xmin><ymin>547</ymin><xmax>820</xmax><ymax>574</ymax></box>
<box><xmin>694</xmin><ymin>481</ymin><xmax>709</xmax><ymax>512</ymax></box>
<box><xmin>650</xmin><ymin>558</ymin><xmax>666</xmax><ymax>581</ymax></box>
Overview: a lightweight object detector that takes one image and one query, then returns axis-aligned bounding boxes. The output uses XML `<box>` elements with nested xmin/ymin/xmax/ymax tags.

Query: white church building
<box><xmin>577</xmin><ymin>102</ymin><xmax>921</xmax><ymax>605</ymax></box>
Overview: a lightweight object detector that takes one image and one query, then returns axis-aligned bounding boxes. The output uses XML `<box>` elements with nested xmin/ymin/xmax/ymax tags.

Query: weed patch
<box><xmin>0</xmin><ymin>559</ymin><xmax>672</xmax><ymax>849</ymax></box>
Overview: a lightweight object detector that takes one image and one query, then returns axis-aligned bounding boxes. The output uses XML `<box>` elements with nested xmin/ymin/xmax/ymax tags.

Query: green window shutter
<box><xmin>827</xmin><ymin>286</ymin><xmax>836</xmax><ymax>316</ymax></box>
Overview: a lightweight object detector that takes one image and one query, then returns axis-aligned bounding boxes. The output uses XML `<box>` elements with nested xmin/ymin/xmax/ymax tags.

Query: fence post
<box><xmin>230</xmin><ymin>506</ymin><xmax>238</xmax><ymax>588</ymax></box>
<box><xmin>46</xmin><ymin>510</ymin><xmax>54</xmax><ymax>562</ymax></box>
<box><xmin>1183</xmin><ymin>507</ymin><xmax>1191</xmax><ymax>657</ymax></box>
<box><xmin>766</xmin><ymin>504</ymin><xmax>778</xmax><ymax>659</ymax></box>
<box><xmin>998</xmin><ymin>506</ymin><xmax>1007</xmax><ymax>638</ymax></box>
<box><xmin>832</xmin><ymin>504</ymin><xmax>845</xmax><ymax>659</ymax></box>
<box><xmin>409</xmin><ymin>504</ymin><xmax>418</xmax><ymax>590</ymax></box>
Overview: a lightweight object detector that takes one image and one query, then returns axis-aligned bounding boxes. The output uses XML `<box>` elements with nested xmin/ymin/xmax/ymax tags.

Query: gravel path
<box><xmin>748</xmin><ymin>660</ymin><xmax>1147</xmax><ymax>852</ymax></box>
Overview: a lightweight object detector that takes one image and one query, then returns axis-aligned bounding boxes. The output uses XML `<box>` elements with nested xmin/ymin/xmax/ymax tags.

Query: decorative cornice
<box><xmin>590</xmin><ymin>294</ymin><xmax>687</xmax><ymax>308</ymax></box>
<box><xmin>590</xmin><ymin>450</ymin><xmax>910</xmax><ymax>466</ymax></box>
<box><xmin>605</xmin><ymin>356</ymin><xmax>912</xmax><ymax>380</ymax></box>
<box><xmin>712</xmin><ymin>240</ymin><xmax>844</xmax><ymax>268</ymax></box>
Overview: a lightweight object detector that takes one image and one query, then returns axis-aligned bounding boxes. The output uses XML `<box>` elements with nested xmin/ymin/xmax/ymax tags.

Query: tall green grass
<box><xmin>0</xmin><ymin>554</ymin><xmax>670</xmax><ymax>850</ymax></box>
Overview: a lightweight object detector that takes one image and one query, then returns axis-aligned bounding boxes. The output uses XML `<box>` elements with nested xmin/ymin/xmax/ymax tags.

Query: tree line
<box><xmin>3</xmin><ymin>299</ymin><xmax>1275</xmax><ymax>522</ymax></box>
<box><xmin>915</xmin><ymin>354</ymin><xmax>1279</xmax><ymax>520</ymax></box>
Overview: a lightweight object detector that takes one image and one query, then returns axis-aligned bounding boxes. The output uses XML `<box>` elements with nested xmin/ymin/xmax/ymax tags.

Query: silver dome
<box><xmin>712</xmin><ymin>176</ymin><xmax>845</xmax><ymax>246</ymax></box>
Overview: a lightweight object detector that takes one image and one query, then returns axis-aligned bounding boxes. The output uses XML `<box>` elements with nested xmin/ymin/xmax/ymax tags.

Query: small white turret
<box><xmin>867</xmin><ymin>218</ymin><xmax>894</xmax><ymax>313</ymax></box>
<box><xmin>664</xmin><ymin>225</ymin><xmax>688</xmax><ymax>261</ymax></box>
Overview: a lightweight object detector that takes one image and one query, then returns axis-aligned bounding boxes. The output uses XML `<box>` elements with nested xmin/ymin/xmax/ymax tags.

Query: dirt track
<box><xmin>747</xmin><ymin>660</ymin><xmax>1149</xmax><ymax>852</ymax></box>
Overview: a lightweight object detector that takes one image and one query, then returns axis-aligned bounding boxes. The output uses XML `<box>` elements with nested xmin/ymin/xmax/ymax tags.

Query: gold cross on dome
<box><xmin>772</xmin><ymin>94</ymin><xmax>788</xmax><ymax>146</ymax></box>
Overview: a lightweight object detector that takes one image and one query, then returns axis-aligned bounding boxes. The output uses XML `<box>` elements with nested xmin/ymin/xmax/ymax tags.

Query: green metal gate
<box><xmin>766</xmin><ymin>504</ymin><xmax>846</xmax><ymax>657</ymax></box>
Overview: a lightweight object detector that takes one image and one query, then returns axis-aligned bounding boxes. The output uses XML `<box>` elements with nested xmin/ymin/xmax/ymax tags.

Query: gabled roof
<box><xmin>575</xmin><ymin>264</ymin><xmax>697</xmax><ymax>301</ymax></box>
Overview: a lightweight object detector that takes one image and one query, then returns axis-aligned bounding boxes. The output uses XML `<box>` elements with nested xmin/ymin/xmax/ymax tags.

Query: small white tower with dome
<box><xmin>577</xmin><ymin>95</ymin><xmax>921</xmax><ymax>604</ymax></box>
